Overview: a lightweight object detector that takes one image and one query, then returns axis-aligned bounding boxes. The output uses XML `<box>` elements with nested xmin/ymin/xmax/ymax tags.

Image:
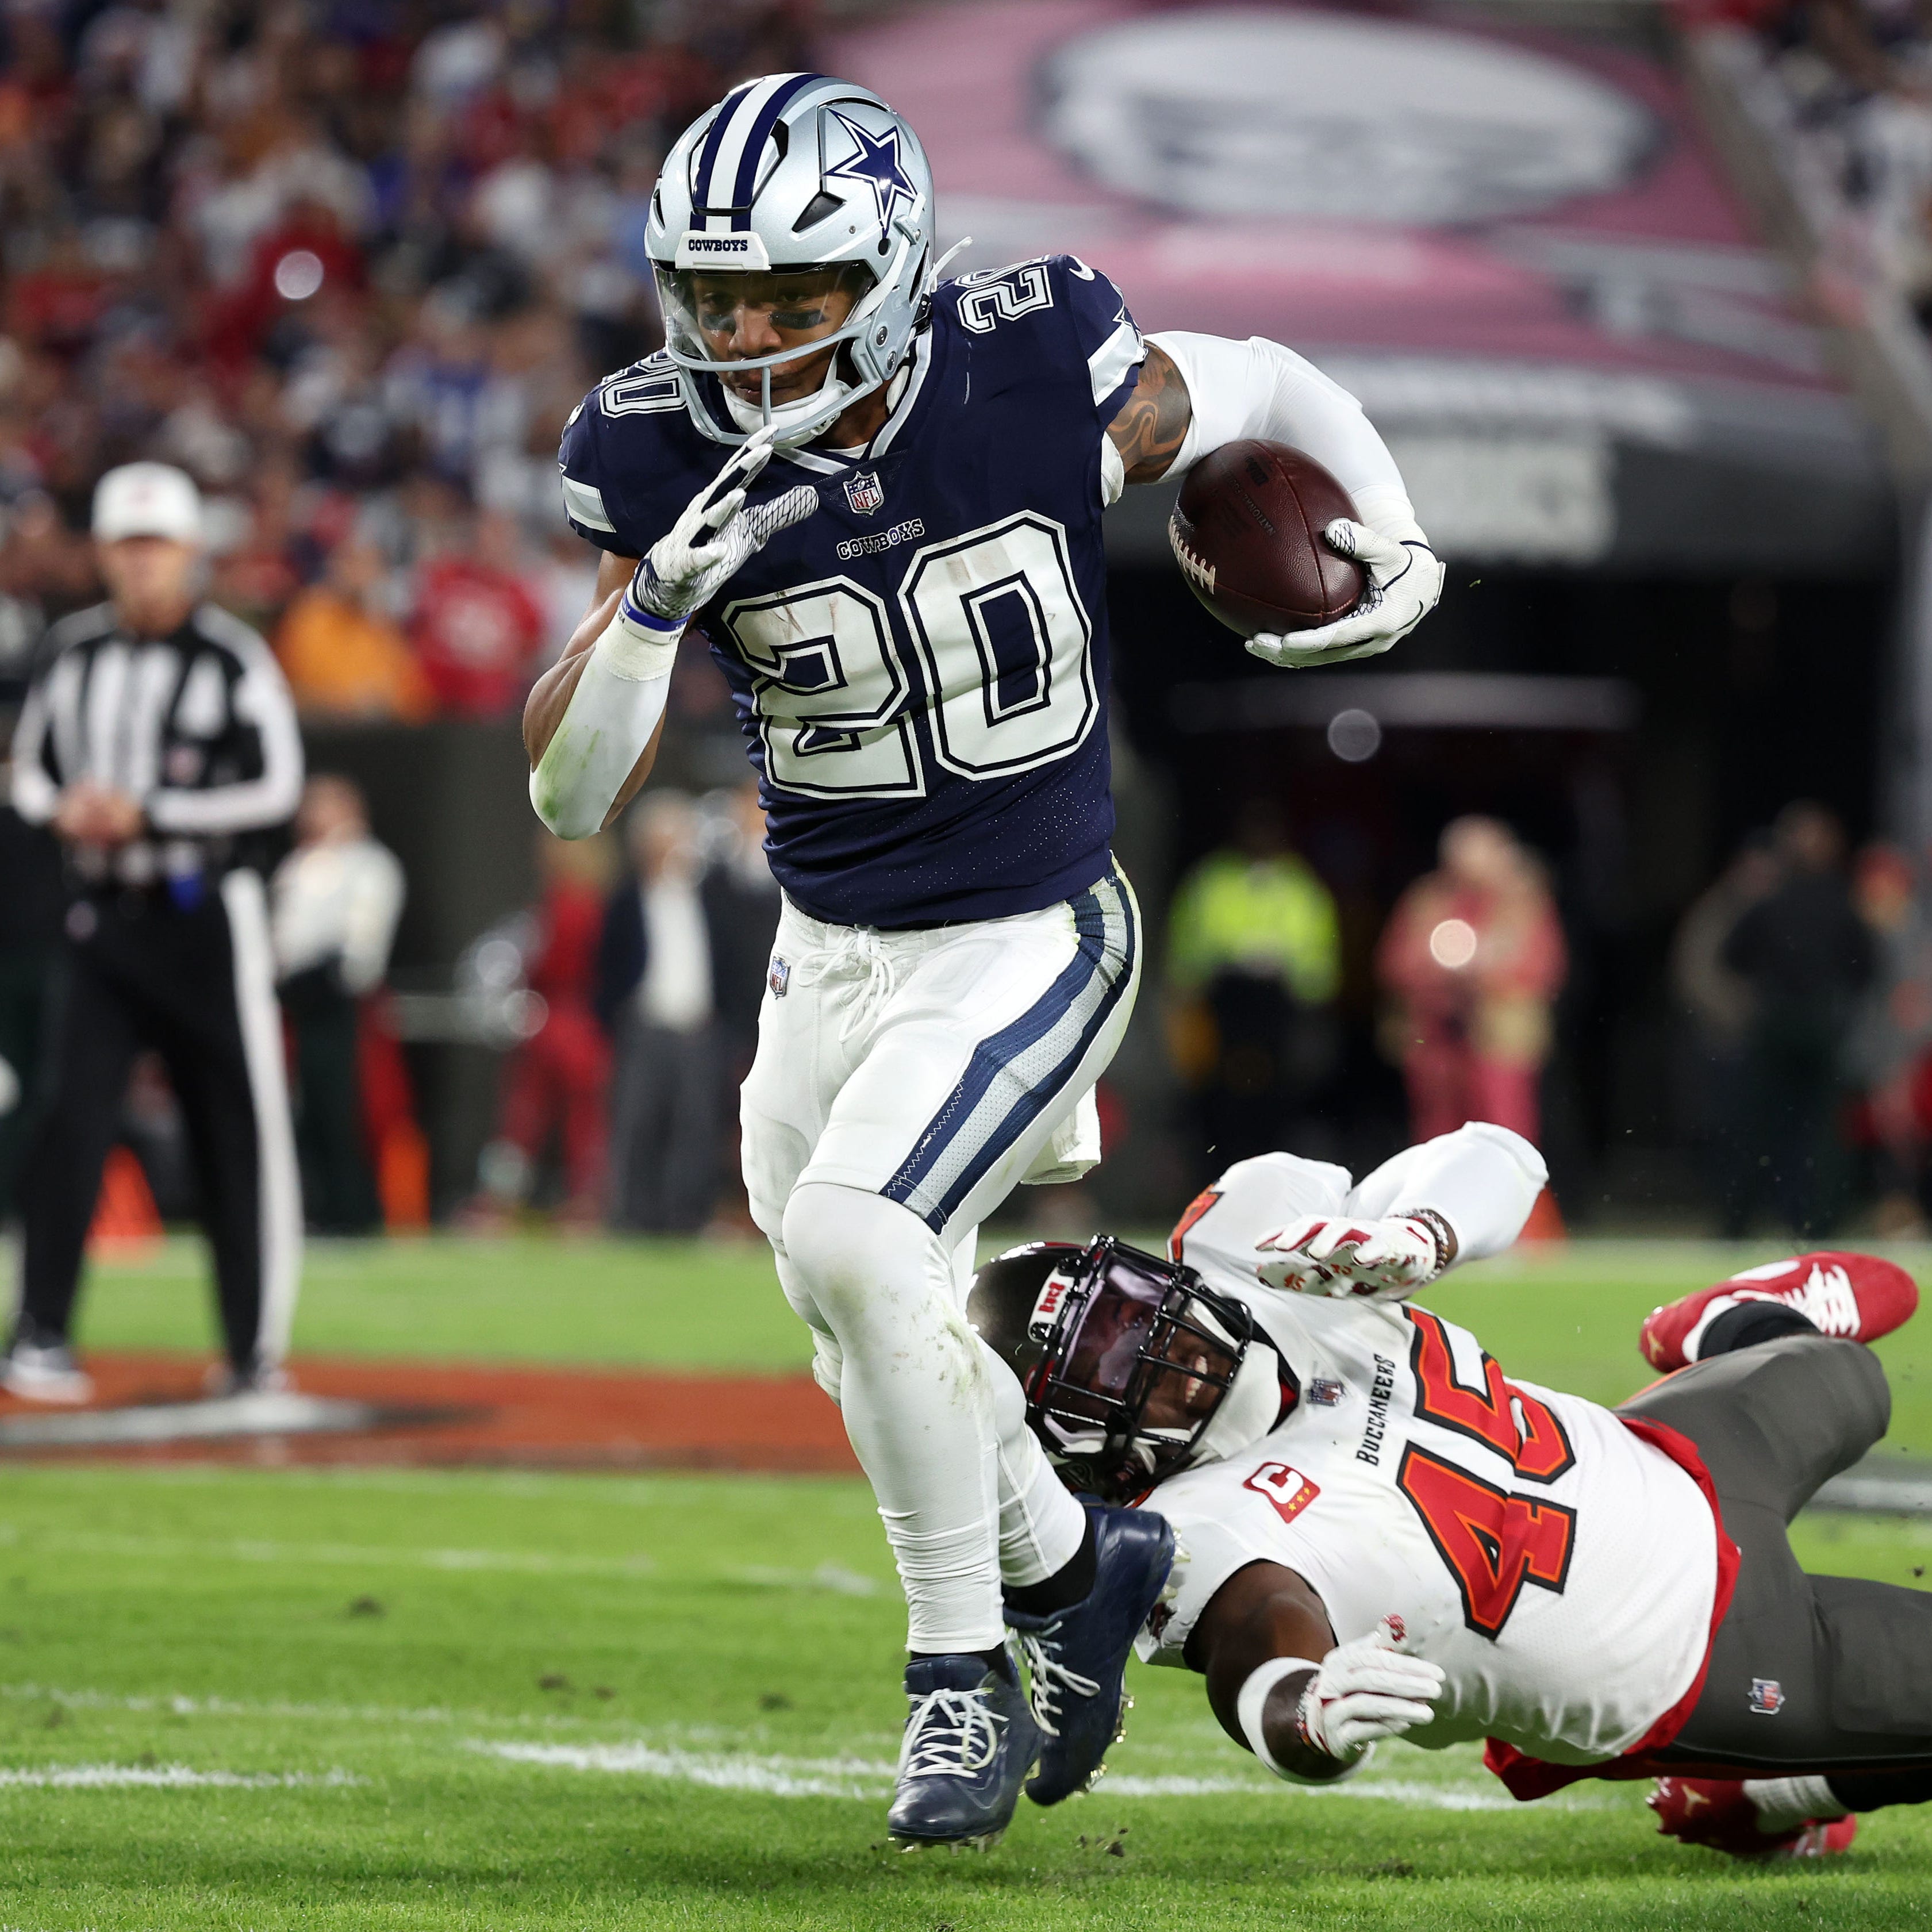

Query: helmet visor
<box><xmin>654</xmin><ymin>263</ymin><xmax>877</xmax><ymax>389</ymax></box>
<box><xmin>1033</xmin><ymin>1241</ymin><xmax>1250</xmax><ymax>1499</ymax></box>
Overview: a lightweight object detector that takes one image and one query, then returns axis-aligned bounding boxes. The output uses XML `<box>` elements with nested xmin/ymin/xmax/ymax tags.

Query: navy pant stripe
<box><xmin>882</xmin><ymin>874</ymin><xmax>1136</xmax><ymax>1232</ymax></box>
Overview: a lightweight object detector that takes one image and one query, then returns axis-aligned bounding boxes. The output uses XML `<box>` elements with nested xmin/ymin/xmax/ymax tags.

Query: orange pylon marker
<box><xmin>1519</xmin><ymin>1186</ymin><xmax>1568</xmax><ymax>1247</ymax></box>
<box><xmin>87</xmin><ymin>1146</ymin><xmax>163</xmax><ymax>1259</ymax></box>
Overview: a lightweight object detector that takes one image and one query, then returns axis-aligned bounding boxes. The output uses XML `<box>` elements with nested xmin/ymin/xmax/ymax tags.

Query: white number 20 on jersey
<box><xmin>721</xmin><ymin>513</ymin><xmax>1098</xmax><ymax>799</ymax></box>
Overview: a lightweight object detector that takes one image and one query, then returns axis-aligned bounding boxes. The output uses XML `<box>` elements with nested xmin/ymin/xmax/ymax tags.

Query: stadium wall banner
<box><xmin>833</xmin><ymin>0</ymin><xmax>1889</xmax><ymax>573</ymax></box>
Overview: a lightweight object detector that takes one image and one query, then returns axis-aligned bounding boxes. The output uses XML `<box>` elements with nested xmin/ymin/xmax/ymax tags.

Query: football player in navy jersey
<box><xmin>524</xmin><ymin>72</ymin><xmax>1443</xmax><ymax>1848</ymax></box>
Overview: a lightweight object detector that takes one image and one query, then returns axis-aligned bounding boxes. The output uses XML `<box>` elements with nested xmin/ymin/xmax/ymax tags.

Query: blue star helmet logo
<box><xmin>824</xmin><ymin>110</ymin><xmax>920</xmax><ymax>235</ymax></box>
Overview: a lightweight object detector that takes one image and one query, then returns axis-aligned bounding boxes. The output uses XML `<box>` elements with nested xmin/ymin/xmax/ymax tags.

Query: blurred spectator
<box><xmin>470</xmin><ymin>832</ymin><xmax>612</xmax><ymax>1228</ymax></box>
<box><xmin>1377</xmin><ymin>816</ymin><xmax>1568</xmax><ymax>1165</ymax></box>
<box><xmin>1848</xmin><ymin>840</ymin><xmax>1932</xmax><ymax>1230</ymax></box>
<box><xmin>1166</xmin><ymin>799</ymin><xmax>1341</xmax><ymax>1176</ymax></box>
<box><xmin>0</xmin><ymin>0</ymin><xmax>799</xmax><ymax>695</ymax></box>
<box><xmin>1670</xmin><ymin>832</ymin><xmax>1781</xmax><ymax>1231</ymax></box>
<box><xmin>1722</xmin><ymin>801</ymin><xmax>1875</xmax><ymax>1236</ymax></box>
<box><xmin>597</xmin><ymin>790</ymin><xmax>728</xmax><ymax>1233</ymax></box>
<box><xmin>275</xmin><ymin>537</ymin><xmax>436</xmax><ymax>723</ymax></box>
<box><xmin>410</xmin><ymin>504</ymin><xmax>546</xmax><ymax>717</ymax></box>
<box><xmin>271</xmin><ymin>775</ymin><xmax>407</xmax><ymax>1235</ymax></box>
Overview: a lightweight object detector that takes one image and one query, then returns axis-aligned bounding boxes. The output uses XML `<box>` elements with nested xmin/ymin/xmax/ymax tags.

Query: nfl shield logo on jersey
<box><xmin>842</xmin><ymin>469</ymin><xmax>885</xmax><ymax>516</ymax></box>
<box><xmin>1749</xmin><ymin>1678</ymin><xmax>1785</xmax><ymax>1715</ymax></box>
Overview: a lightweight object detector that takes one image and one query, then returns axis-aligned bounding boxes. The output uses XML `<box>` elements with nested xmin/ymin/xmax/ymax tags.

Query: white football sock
<box><xmin>1746</xmin><ymin>1775</ymin><xmax>1848</xmax><ymax>1831</ymax></box>
<box><xmin>1682</xmin><ymin>1293</ymin><xmax>1745</xmax><ymax>1363</ymax></box>
<box><xmin>780</xmin><ymin>1181</ymin><xmax>1003</xmax><ymax>1653</ymax></box>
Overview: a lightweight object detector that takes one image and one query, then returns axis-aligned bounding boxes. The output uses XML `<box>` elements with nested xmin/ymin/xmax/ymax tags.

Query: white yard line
<box><xmin>475</xmin><ymin>1741</ymin><xmax>897</xmax><ymax>1799</ymax></box>
<box><xmin>0</xmin><ymin>1526</ymin><xmax>656</xmax><ymax>1577</ymax></box>
<box><xmin>0</xmin><ymin>1526</ymin><xmax>897</xmax><ymax>1591</ymax></box>
<box><xmin>0</xmin><ymin>1683</ymin><xmax>596</xmax><ymax>1731</ymax></box>
<box><xmin>0</xmin><ymin>1683</ymin><xmax>1600</xmax><ymax>1814</ymax></box>
<box><xmin>468</xmin><ymin>1741</ymin><xmax>1559</xmax><ymax>1810</ymax></box>
<box><xmin>0</xmin><ymin>1764</ymin><xmax>359</xmax><ymax>1789</ymax></box>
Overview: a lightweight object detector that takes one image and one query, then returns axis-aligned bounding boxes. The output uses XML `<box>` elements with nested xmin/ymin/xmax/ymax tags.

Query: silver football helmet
<box><xmin>644</xmin><ymin>73</ymin><xmax>936</xmax><ymax>448</ymax></box>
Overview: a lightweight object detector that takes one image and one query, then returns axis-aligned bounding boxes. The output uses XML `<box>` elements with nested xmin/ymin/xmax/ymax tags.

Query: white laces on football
<box><xmin>900</xmin><ymin>1685</ymin><xmax>1004</xmax><ymax>1779</ymax></box>
<box><xmin>1017</xmin><ymin>1631</ymin><xmax>1101</xmax><ymax>1739</ymax></box>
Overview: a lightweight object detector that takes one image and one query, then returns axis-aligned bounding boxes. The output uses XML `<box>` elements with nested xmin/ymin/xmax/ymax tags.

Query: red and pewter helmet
<box><xmin>966</xmin><ymin>1236</ymin><xmax>1277</xmax><ymax>1504</ymax></box>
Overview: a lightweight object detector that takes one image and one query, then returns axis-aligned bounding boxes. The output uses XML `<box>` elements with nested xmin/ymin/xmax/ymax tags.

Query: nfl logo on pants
<box><xmin>843</xmin><ymin>470</ymin><xmax>884</xmax><ymax>515</ymax></box>
<box><xmin>1748</xmin><ymin>1678</ymin><xmax>1785</xmax><ymax>1715</ymax></box>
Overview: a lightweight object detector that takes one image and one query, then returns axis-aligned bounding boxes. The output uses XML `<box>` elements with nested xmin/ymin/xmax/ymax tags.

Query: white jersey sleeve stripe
<box><xmin>561</xmin><ymin>474</ymin><xmax>617</xmax><ymax>533</ymax></box>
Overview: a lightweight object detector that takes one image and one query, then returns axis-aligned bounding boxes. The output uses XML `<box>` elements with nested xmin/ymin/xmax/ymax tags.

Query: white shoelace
<box><xmin>1017</xmin><ymin>1631</ymin><xmax>1101</xmax><ymax>1740</ymax></box>
<box><xmin>900</xmin><ymin>1685</ymin><xmax>1004</xmax><ymax>1780</ymax></box>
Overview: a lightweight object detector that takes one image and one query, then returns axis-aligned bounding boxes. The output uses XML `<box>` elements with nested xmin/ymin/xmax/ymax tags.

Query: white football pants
<box><xmin>744</xmin><ymin>867</ymin><xmax>1140</xmax><ymax>1652</ymax></box>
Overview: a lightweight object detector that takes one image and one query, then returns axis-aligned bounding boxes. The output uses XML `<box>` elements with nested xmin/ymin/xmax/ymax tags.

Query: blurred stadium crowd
<box><xmin>1716</xmin><ymin>0</ymin><xmax>1932</xmax><ymax>321</ymax></box>
<box><xmin>2</xmin><ymin>0</ymin><xmax>1930</xmax><ymax>1247</ymax></box>
<box><xmin>0</xmin><ymin>0</ymin><xmax>809</xmax><ymax>714</ymax></box>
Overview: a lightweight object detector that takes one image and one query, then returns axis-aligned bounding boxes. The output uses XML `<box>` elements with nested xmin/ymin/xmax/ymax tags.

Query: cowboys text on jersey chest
<box><xmin>559</xmin><ymin>254</ymin><xmax>1144</xmax><ymax>929</ymax></box>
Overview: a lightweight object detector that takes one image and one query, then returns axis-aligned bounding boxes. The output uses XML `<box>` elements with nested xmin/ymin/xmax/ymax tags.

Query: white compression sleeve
<box><xmin>528</xmin><ymin>606</ymin><xmax>681</xmax><ymax>839</ymax></box>
<box><xmin>1345</xmin><ymin>1123</ymin><xmax>1549</xmax><ymax>1269</ymax></box>
<box><xmin>1147</xmin><ymin>330</ymin><xmax>1422</xmax><ymax>541</ymax></box>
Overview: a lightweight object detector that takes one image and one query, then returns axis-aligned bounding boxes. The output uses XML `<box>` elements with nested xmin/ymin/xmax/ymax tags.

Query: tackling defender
<box><xmin>523</xmin><ymin>74</ymin><xmax>1442</xmax><ymax>1845</ymax></box>
<box><xmin>970</xmin><ymin>1130</ymin><xmax>1932</xmax><ymax>1856</ymax></box>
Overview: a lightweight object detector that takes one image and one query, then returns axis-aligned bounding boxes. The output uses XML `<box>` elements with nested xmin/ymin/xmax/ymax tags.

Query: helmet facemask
<box><xmin>652</xmin><ymin>259</ymin><xmax>892</xmax><ymax>445</ymax></box>
<box><xmin>1021</xmin><ymin>1238</ymin><xmax>1259</xmax><ymax>1504</ymax></box>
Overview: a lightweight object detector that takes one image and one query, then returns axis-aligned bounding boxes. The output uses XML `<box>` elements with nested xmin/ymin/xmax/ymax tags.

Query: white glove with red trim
<box><xmin>1255</xmin><ymin>1213</ymin><xmax>1446</xmax><ymax>1299</ymax></box>
<box><xmin>1297</xmin><ymin>1619</ymin><xmax>1446</xmax><ymax>1762</ymax></box>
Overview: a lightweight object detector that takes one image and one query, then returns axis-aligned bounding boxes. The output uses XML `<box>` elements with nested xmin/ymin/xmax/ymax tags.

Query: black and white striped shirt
<box><xmin>11</xmin><ymin>600</ymin><xmax>304</xmax><ymax>888</ymax></box>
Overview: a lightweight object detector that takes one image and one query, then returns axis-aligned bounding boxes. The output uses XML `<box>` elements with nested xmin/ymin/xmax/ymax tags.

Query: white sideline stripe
<box><xmin>0</xmin><ymin>1527</ymin><xmax>891</xmax><ymax>1591</ymax></box>
<box><xmin>471</xmin><ymin>1742</ymin><xmax>1539</xmax><ymax>1810</ymax></box>
<box><xmin>0</xmin><ymin>1526</ymin><xmax>655</xmax><ymax>1576</ymax></box>
<box><xmin>475</xmin><ymin>1740</ymin><xmax>895</xmax><ymax>1799</ymax></box>
<box><xmin>0</xmin><ymin>1764</ymin><xmax>359</xmax><ymax>1789</ymax></box>
<box><xmin>0</xmin><ymin>1683</ymin><xmax>599</xmax><ymax>1730</ymax></box>
<box><xmin>732</xmin><ymin>1563</ymin><xmax>880</xmax><ymax>1597</ymax></box>
<box><xmin>0</xmin><ymin>1393</ymin><xmax>378</xmax><ymax>1449</ymax></box>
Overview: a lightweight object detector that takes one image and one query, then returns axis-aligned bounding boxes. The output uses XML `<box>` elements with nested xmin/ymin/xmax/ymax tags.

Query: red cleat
<box><xmin>1638</xmin><ymin>1253</ymin><xmax>1918</xmax><ymax>1373</ymax></box>
<box><xmin>1649</xmin><ymin>1779</ymin><xmax>1857</xmax><ymax>1859</ymax></box>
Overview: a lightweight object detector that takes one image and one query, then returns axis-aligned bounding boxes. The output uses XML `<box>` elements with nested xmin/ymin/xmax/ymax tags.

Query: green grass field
<box><xmin>5</xmin><ymin>1236</ymin><xmax>1932</xmax><ymax>1929</ymax></box>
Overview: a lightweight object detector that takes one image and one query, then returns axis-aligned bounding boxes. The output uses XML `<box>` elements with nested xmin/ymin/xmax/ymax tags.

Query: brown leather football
<box><xmin>1168</xmin><ymin>440</ymin><xmax>1366</xmax><ymax>637</ymax></box>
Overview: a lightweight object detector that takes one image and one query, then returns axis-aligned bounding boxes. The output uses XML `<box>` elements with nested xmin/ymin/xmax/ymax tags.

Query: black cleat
<box><xmin>1007</xmin><ymin>1503</ymin><xmax>1176</xmax><ymax>1804</ymax></box>
<box><xmin>886</xmin><ymin>1649</ymin><xmax>1041</xmax><ymax>1850</ymax></box>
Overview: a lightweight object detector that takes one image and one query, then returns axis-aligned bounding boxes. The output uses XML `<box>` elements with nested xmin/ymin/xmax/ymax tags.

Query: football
<box><xmin>1168</xmin><ymin>439</ymin><xmax>1367</xmax><ymax>637</ymax></box>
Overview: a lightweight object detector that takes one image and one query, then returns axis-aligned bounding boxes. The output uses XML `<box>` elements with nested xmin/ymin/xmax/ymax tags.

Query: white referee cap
<box><xmin>91</xmin><ymin>462</ymin><xmax>204</xmax><ymax>546</ymax></box>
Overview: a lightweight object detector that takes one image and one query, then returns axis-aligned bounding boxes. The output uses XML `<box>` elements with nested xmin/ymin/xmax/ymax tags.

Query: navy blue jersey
<box><xmin>558</xmin><ymin>255</ymin><xmax>1144</xmax><ymax>928</ymax></box>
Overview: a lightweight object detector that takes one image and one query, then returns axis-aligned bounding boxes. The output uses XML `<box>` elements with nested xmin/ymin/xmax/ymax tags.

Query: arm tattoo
<box><xmin>1105</xmin><ymin>343</ymin><xmax>1192</xmax><ymax>485</ymax></box>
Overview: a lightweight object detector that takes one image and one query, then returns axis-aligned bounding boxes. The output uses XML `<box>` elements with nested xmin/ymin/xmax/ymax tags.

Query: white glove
<box><xmin>1255</xmin><ymin>1213</ymin><xmax>1446</xmax><ymax>1299</ymax></box>
<box><xmin>1246</xmin><ymin>520</ymin><xmax>1443</xmax><ymax>668</ymax></box>
<box><xmin>1297</xmin><ymin>1619</ymin><xmax>1446</xmax><ymax>1764</ymax></box>
<box><xmin>629</xmin><ymin>424</ymin><xmax>819</xmax><ymax>627</ymax></box>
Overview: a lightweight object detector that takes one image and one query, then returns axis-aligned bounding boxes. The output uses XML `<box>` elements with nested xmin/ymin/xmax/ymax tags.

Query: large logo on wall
<box><xmin>1038</xmin><ymin>7</ymin><xmax>1657</xmax><ymax>226</ymax></box>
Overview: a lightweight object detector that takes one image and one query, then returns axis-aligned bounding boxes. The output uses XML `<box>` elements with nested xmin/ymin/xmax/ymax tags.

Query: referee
<box><xmin>4</xmin><ymin>463</ymin><xmax>304</xmax><ymax>1403</ymax></box>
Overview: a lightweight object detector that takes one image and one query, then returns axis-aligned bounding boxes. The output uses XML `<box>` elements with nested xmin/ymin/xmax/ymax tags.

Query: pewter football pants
<box><xmin>1623</xmin><ymin>1334</ymin><xmax>1932</xmax><ymax>1777</ymax></box>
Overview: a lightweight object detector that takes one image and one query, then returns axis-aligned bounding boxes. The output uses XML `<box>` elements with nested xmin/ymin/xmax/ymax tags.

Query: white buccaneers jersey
<box><xmin>1147</xmin><ymin>1157</ymin><xmax>1720</xmax><ymax>1766</ymax></box>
